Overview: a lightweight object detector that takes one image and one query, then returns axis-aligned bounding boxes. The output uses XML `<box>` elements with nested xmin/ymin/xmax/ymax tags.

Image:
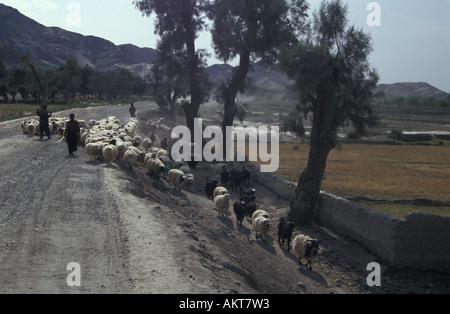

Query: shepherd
<box><xmin>129</xmin><ymin>103</ymin><xmax>136</xmax><ymax>118</ymax></box>
<box><xmin>64</xmin><ymin>113</ymin><xmax>80</xmax><ymax>156</ymax></box>
<box><xmin>36</xmin><ymin>105</ymin><xmax>52</xmax><ymax>139</ymax></box>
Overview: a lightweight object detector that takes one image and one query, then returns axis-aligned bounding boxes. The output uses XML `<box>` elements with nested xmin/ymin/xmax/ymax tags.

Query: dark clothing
<box><xmin>129</xmin><ymin>105</ymin><xmax>136</xmax><ymax>118</ymax></box>
<box><xmin>37</xmin><ymin>108</ymin><xmax>52</xmax><ymax>138</ymax></box>
<box><xmin>65</xmin><ymin>120</ymin><xmax>80</xmax><ymax>154</ymax></box>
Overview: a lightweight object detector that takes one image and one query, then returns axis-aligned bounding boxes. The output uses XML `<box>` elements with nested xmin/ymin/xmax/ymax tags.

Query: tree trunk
<box><xmin>288</xmin><ymin>87</ymin><xmax>337</xmax><ymax>225</ymax></box>
<box><xmin>221</xmin><ymin>49</ymin><xmax>251</xmax><ymax>157</ymax></box>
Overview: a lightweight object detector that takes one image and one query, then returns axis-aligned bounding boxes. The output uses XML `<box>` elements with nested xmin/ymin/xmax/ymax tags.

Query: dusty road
<box><xmin>0</xmin><ymin>102</ymin><xmax>448</xmax><ymax>294</ymax></box>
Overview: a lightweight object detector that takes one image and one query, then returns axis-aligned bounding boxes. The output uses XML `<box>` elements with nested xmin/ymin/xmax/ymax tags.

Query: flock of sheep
<box><xmin>21</xmin><ymin>116</ymin><xmax>85</xmax><ymax>138</ymax></box>
<box><xmin>20</xmin><ymin>114</ymin><xmax>321</xmax><ymax>271</ymax></box>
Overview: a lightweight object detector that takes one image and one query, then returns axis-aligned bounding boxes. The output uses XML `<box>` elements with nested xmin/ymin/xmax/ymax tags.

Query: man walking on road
<box><xmin>64</xmin><ymin>113</ymin><xmax>80</xmax><ymax>156</ymax></box>
<box><xmin>37</xmin><ymin>105</ymin><xmax>52</xmax><ymax>139</ymax></box>
<box><xmin>129</xmin><ymin>103</ymin><xmax>136</xmax><ymax>118</ymax></box>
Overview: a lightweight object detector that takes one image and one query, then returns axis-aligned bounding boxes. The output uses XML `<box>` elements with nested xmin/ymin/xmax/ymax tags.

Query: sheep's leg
<box><xmin>307</xmin><ymin>259</ymin><xmax>312</xmax><ymax>270</ymax></box>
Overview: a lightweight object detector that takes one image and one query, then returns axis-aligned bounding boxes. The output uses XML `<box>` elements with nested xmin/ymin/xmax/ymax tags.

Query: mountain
<box><xmin>0</xmin><ymin>4</ymin><xmax>157</xmax><ymax>74</ymax></box>
<box><xmin>206</xmin><ymin>62</ymin><xmax>291</xmax><ymax>91</ymax></box>
<box><xmin>2</xmin><ymin>4</ymin><xmax>447</xmax><ymax>97</ymax></box>
<box><xmin>376</xmin><ymin>82</ymin><xmax>449</xmax><ymax>99</ymax></box>
<box><xmin>0</xmin><ymin>3</ymin><xmax>291</xmax><ymax>90</ymax></box>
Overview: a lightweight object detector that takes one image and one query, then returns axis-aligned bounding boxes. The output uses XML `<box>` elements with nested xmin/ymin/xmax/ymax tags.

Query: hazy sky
<box><xmin>1</xmin><ymin>0</ymin><xmax>449</xmax><ymax>92</ymax></box>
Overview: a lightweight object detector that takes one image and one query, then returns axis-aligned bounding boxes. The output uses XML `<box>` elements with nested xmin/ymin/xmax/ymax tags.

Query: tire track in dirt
<box><xmin>0</xmin><ymin>128</ymin><xmax>132</xmax><ymax>293</ymax></box>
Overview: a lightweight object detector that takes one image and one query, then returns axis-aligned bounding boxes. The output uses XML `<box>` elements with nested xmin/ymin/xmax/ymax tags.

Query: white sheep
<box><xmin>291</xmin><ymin>234</ymin><xmax>320</xmax><ymax>270</ymax></box>
<box><xmin>146</xmin><ymin>157</ymin><xmax>166</xmax><ymax>178</ymax></box>
<box><xmin>156</xmin><ymin>149</ymin><xmax>169</xmax><ymax>159</ymax></box>
<box><xmin>252</xmin><ymin>209</ymin><xmax>269</xmax><ymax>221</ymax></box>
<box><xmin>168</xmin><ymin>169</ymin><xmax>186</xmax><ymax>191</ymax></box>
<box><xmin>85</xmin><ymin>143</ymin><xmax>100</xmax><ymax>162</ymax></box>
<box><xmin>25</xmin><ymin>120</ymin><xmax>39</xmax><ymax>138</ymax></box>
<box><xmin>183</xmin><ymin>173</ymin><xmax>194</xmax><ymax>191</ymax></box>
<box><xmin>123</xmin><ymin>148</ymin><xmax>138</xmax><ymax>170</ymax></box>
<box><xmin>253</xmin><ymin>216</ymin><xmax>271</xmax><ymax>242</ymax></box>
<box><xmin>116</xmin><ymin>141</ymin><xmax>127</xmax><ymax>160</ymax></box>
<box><xmin>213</xmin><ymin>187</ymin><xmax>229</xmax><ymax>199</ymax></box>
<box><xmin>142</xmin><ymin>137</ymin><xmax>153</xmax><ymax>151</ymax></box>
<box><xmin>133</xmin><ymin>135</ymin><xmax>142</xmax><ymax>146</ymax></box>
<box><xmin>102</xmin><ymin>145</ymin><xmax>117</xmax><ymax>166</ymax></box>
<box><xmin>214</xmin><ymin>193</ymin><xmax>232</xmax><ymax>217</ymax></box>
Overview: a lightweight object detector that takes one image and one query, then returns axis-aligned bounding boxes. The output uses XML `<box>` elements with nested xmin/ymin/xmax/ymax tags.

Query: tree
<box><xmin>80</xmin><ymin>65</ymin><xmax>95</xmax><ymax>98</ymax></box>
<box><xmin>8</xmin><ymin>68</ymin><xmax>28</xmax><ymax>102</ymax></box>
<box><xmin>134</xmin><ymin>0</ymin><xmax>210</xmax><ymax>146</ymax></box>
<box><xmin>279</xmin><ymin>0</ymin><xmax>379</xmax><ymax>225</ymax></box>
<box><xmin>146</xmin><ymin>58</ymin><xmax>188</xmax><ymax>118</ymax></box>
<box><xmin>20</xmin><ymin>52</ymin><xmax>57</xmax><ymax>107</ymax></box>
<box><xmin>57</xmin><ymin>56</ymin><xmax>81</xmax><ymax>105</ymax></box>
<box><xmin>0</xmin><ymin>59</ymin><xmax>8</xmax><ymax>102</ymax></box>
<box><xmin>209</xmin><ymin>0</ymin><xmax>308</xmax><ymax>145</ymax></box>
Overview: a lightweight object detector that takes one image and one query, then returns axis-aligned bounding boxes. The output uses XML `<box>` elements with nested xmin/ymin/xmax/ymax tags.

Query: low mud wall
<box><xmin>247</xmin><ymin>163</ymin><xmax>450</xmax><ymax>272</ymax></box>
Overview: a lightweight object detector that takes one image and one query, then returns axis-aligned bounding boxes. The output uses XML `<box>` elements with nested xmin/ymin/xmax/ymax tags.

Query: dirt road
<box><xmin>0</xmin><ymin>102</ymin><xmax>448</xmax><ymax>294</ymax></box>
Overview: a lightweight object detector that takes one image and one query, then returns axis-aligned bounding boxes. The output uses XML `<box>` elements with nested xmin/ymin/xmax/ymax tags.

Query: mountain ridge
<box><xmin>376</xmin><ymin>82</ymin><xmax>448</xmax><ymax>99</ymax></box>
<box><xmin>0</xmin><ymin>3</ymin><xmax>157</xmax><ymax>71</ymax></box>
<box><xmin>1</xmin><ymin>3</ymin><xmax>448</xmax><ymax>97</ymax></box>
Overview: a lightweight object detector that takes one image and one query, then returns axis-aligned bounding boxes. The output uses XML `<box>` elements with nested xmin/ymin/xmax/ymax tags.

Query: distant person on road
<box><xmin>161</xmin><ymin>137</ymin><xmax>168</xmax><ymax>150</ymax></box>
<box><xmin>64</xmin><ymin>113</ymin><xmax>80</xmax><ymax>156</ymax></box>
<box><xmin>129</xmin><ymin>103</ymin><xmax>136</xmax><ymax>118</ymax></box>
<box><xmin>36</xmin><ymin>105</ymin><xmax>52</xmax><ymax>139</ymax></box>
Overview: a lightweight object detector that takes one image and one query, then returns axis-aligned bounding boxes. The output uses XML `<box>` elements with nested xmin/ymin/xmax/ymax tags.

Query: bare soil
<box><xmin>0</xmin><ymin>102</ymin><xmax>448</xmax><ymax>294</ymax></box>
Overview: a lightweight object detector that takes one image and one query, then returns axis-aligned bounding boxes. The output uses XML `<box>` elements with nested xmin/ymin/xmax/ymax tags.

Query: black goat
<box><xmin>204</xmin><ymin>178</ymin><xmax>218</xmax><ymax>200</ymax></box>
<box><xmin>242</xmin><ymin>168</ymin><xmax>251</xmax><ymax>186</ymax></box>
<box><xmin>233</xmin><ymin>201</ymin><xmax>247</xmax><ymax>227</ymax></box>
<box><xmin>229</xmin><ymin>171</ymin><xmax>245</xmax><ymax>191</ymax></box>
<box><xmin>239</xmin><ymin>187</ymin><xmax>256</xmax><ymax>204</ymax></box>
<box><xmin>220</xmin><ymin>168</ymin><xmax>230</xmax><ymax>188</ymax></box>
<box><xmin>278</xmin><ymin>217</ymin><xmax>296</xmax><ymax>252</ymax></box>
<box><xmin>233</xmin><ymin>200</ymin><xmax>257</xmax><ymax>227</ymax></box>
<box><xmin>244</xmin><ymin>201</ymin><xmax>257</xmax><ymax>218</ymax></box>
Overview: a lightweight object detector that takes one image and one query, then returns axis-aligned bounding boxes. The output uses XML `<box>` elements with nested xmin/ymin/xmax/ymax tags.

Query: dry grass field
<box><xmin>272</xmin><ymin>143</ymin><xmax>450</xmax><ymax>218</ymax></box>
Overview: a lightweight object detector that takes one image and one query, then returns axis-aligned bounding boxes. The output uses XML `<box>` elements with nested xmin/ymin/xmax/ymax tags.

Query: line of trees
<box><xmin>0</xmin><ymin>53</ymin><xmax>149</xmax><ymax>105</ymax></box>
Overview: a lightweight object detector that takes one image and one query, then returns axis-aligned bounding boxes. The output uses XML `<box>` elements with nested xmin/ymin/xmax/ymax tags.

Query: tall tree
<box><xmin>134</xmin><ymin>0</ymin><xmax>210</xmax><ymax>142</ymax></box>
<box><xmin>280</xmin><ymin>0</ymin><xmax>379</xmax><ymax>225</ymax></box>
<box><xmin>0</xmin><ymin>59</ymin><xmax>8</xmax><ymax>102</ymax></box>
<box><xmin>20</xmin><ymin>52</ymin><xmax>56</xmax><ymax>107</ymax></box>
<box><xmin>209</xmin><ymin>0</ymin><xmax>308</xmax><ymax>141</ymax></box>
<box><xmin>57</xmin><ymin>56</ymin><xmax>81</xmax><ymax>105</ymax></box>
<box><xmin>147</xmin><ymin>58</ymin><xmax>188</xmax><ymax>118</ymax></box>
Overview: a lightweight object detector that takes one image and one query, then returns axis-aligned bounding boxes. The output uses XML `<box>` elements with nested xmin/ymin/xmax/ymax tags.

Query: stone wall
<box><xmin>248</xmin><ymin>163</ymin><xmax>450</xmax><ymax>272</ymax></box>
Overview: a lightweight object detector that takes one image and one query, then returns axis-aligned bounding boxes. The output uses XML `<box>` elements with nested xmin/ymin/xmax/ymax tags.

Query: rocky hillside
<box><xmin>206</xmin><ymin>62</ymin><xmax>292</xmax><ymax>91</ymax></box>
<box><xmin>376</xmin><ymin>82</ymin><xmax>449</xmax><ymax>99</ymax></box>
<box><xmin>0</xmin><ymin>4</ymin><xmax>157</xmax><ymax>72</ymax></box>
<box><xmin>0</xmin><ymin>3</ymin><xmax>290</xmax><ymax>90</ymax></box>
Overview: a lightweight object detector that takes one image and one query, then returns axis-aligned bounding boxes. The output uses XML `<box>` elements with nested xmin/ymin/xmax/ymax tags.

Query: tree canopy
<box><xmin>209</xmin><ymin>0</ymin><xmax>309</xmax><ymax>140</ymax></box>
